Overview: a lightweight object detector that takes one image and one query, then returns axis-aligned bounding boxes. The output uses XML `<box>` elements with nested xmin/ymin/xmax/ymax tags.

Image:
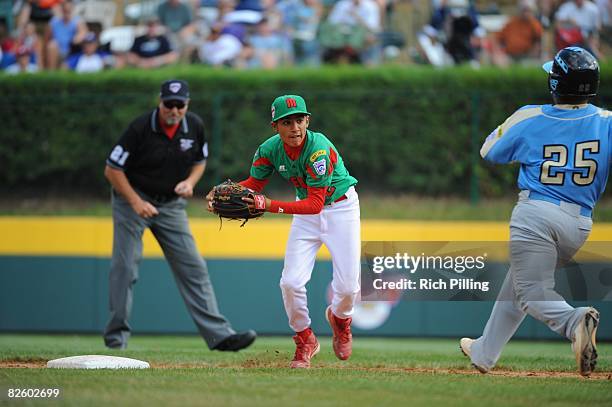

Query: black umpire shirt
<box><xmin>130</xmin><ymin>35</ymin><xmax>173</xmax><ymax>59</ymax></box>
<box><xmin>106</xmin><ymin>109</ymin><xmax>208</xmax><ymax>199</ymax></box>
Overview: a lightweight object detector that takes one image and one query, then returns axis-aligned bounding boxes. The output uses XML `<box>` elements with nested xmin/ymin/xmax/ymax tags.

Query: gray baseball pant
<box><xmin>103</xmin><ymin>190</ymin><xmax>235</xmax><ymax>349</ymax></box>
<box><xmin>470</xmin><ymin>192</ymin><xmax>593</xmax><ymax>370</ymax></box>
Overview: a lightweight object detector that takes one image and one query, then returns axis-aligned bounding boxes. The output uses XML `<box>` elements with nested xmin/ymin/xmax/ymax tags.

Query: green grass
<box><xmin>1</xmin><ymin>335</ymin><xmax>611</xmax><ymax>406</ymax></box>
<box><xmin>5</xmin><ymin>195</ymin><xmax>612</xmax><ymax>221</ymax></box>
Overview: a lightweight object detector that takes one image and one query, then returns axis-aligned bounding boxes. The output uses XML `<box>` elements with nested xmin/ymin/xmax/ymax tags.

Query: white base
<box><xmin>47</xmin><ymin>355</ymin><xmax>150</xmax><ymax>369</ymax></box>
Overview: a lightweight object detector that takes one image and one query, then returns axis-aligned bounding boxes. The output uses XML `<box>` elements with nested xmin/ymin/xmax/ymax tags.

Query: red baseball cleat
<box><xmin>325</xmin><ymin>306</ymin><xmax>352</xmax><ymax>360</ymax></box>
<box><xmin>290</xmin><ymin>328</ymin><xmax>320</xmax><ymax>369</ymax></box>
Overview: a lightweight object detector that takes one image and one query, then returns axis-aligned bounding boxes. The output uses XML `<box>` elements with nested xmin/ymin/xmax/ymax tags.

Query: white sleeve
<box><xmin>555</xmin><ymin>3</ymin><xmax>573</xmax><ymax>21</ymax></box>
<box><xmin>361</xmin><ymin>1</ymin><xmax>381</xmax><ymax>32</ymax></box>
<box><xmin>327</xmin><ymin>1</ymin><xmax>349</xmax><ymax>25</ymax></box>
<box><xmin>202</xmin><ymin>35</ymin><xmax>242</xmax><ymax>65</ymax></box>
<box><xmin>592</xmin><ymin>4</ymin><xmax>602</xmax><ymax>30</ymax></box>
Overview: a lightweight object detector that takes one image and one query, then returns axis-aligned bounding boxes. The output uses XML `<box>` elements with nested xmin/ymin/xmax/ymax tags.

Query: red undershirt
<box><xmin>239</xmin><ymin>139</ymin><xmax>326</xmax><ymax>215</ymax></box>
<box><xmin>159</xmin><ymin>119</ymin><xmax>180</xmax><ymax>140</ymax></box>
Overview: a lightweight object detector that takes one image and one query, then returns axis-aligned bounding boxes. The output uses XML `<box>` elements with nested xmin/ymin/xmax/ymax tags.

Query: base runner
<box><xmin>461</xmin><ymin>47</ymin><xmax>609</xmax><ymax>376</ymax></box>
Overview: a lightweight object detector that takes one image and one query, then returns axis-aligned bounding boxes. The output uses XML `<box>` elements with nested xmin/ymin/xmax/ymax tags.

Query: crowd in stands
<box><xmin>416</xmin><ymin>0</ymin><xmax>610</xmax><ymax>67</ymax></box>
<box><xmin>0</xmin><ymin>0</ymin><xmax>609</xmax><ymax>74</ymax></box>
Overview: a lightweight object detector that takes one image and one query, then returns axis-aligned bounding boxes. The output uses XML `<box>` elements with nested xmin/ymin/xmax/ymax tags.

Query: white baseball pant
<box><xmin>280</xmin><ymin>186</ymin><xmax>361</xmax><ymax>332</ymax></box>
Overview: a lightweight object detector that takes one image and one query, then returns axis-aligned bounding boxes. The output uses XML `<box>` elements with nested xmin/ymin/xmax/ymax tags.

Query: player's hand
<box><xmin>205</xmin><ymin>188</ymin><xmax>215</xmax><ymax>213</ymax></box>
<box><xmin>174</xmin><ymin>180</ymin><xmax>194</xmax><ymax>198</ymax></box>
<box><xmin>131</xmin><ymin>199</ymin><xmax>159</xmax><ymax>218</ymax></box>
<box><xmin>242</xmin><ymin>195</ymin><xmax>271</xmax><ymax>211</ymax></box>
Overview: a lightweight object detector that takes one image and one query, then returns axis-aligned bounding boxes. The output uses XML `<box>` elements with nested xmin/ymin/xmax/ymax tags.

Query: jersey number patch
<box><xmin>110</xmin><ymin>145</ymin><xmax>130</xmax><ymax>166</ymax></box>
<box><xmin>540</xmin><ymin>141</ymin><xmax>600</xmax><ymax>186</ymax></box>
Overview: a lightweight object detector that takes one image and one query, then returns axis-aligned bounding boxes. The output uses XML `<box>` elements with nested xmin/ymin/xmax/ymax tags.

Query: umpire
<box><xmin>103</xmin><ymin>79</ymin><xmax>256</xmax><ymax>351</ymax></box>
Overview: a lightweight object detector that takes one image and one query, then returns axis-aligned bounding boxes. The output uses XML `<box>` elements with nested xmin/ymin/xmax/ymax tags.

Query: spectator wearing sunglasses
<box><xmin>103</xmin><ymin>79</ymin><xmax>257</xmax><ymax>352</ymax></box>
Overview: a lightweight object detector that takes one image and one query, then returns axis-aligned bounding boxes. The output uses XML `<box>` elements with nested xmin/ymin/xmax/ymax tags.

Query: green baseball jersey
<box><xmin>250</xmin><ymin>130</ymin><xmax>358</xmax><ymax>204</ymax></box>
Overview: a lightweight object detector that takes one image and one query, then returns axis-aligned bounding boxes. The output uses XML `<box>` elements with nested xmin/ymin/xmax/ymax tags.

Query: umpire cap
<box><xmin>160</xmin><ymin>79</ymin><xmax>190</xmax><ymax>101</ymax></box>
<box><xmin>542</xmin><ymin>47</ymin><xmax>599</xmax><ymax>98</ymax></box>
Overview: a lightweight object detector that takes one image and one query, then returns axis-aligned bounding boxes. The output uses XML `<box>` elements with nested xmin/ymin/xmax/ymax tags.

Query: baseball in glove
<box><xmin>209</xmin><ymin>179</ymin><xmax>266</xmax><ymax>227</ymax></box>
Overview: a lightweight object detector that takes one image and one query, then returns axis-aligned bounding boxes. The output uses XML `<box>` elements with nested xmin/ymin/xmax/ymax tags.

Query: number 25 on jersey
<box><xmin>540</xmin><ymin>141</ymin><xmax>600</xmax><ymax>186</ymax></box>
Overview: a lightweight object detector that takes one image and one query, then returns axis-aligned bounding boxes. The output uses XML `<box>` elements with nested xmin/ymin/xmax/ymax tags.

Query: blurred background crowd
<box><xmin>0</xmin><ymin>0</ymin><xmax>609</xmax><ymax>74</ymax></box>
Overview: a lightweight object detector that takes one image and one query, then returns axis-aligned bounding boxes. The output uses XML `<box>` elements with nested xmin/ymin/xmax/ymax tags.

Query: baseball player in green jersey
<box><xmin>209</xmin><ymin>95</ymin><xmax>361</xmax><ymax>368</ymax></box>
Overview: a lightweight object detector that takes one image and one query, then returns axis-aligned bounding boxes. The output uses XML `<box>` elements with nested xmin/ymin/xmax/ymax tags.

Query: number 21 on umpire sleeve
<box><xmin>110</xmin><ymin>145</ymin><xmax>130</xmax><ymax>166</ymax></box>
<box><xmin>540</xmin><ymin>141</ymin><xmax>599</xmax><ymax>186</ymax></box>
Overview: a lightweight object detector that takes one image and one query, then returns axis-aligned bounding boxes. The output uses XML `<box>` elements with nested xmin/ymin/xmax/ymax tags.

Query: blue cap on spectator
<box><xmin>235</xmin><ymin>0</ymin><xmax>263</xmax><ymax>12</ymax></box>
<box><xmin>222</xmin><ymin>24</ymin><xmax>247</xmax><ymax>43</ymax></box>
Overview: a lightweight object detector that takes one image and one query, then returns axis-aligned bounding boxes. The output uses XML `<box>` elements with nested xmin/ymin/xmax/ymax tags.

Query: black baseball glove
<box><xmin>209</xmin><ymin>180</ymin><xmax>266</xmax><ymax>226</ymax></box>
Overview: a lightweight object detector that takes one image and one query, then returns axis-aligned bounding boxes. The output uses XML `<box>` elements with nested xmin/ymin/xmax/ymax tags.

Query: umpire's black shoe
<box><xmin>106</xmin><ymin>344</ymin><xmax>127</xmax><ymax>350</ymax></box>
<box><xmin>214</xmin><ymin>330</ymin><xmax>257</xmax><ymax>352</ymax></box>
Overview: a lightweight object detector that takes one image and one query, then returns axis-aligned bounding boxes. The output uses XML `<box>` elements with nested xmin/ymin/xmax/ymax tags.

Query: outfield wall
<box><xmin>1</xmin><ymin>217</ymin><xmax>611</xmax><ymax>339</ymax></box>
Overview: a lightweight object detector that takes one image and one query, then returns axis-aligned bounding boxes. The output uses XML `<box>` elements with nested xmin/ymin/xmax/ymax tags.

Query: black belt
<box><xmin>113</xmin><ymin>188</ymin><xmax>178</xmax><ymax>204</ymax></box>
<box><xmin>149</xmin><ymin>193</ymin><xmax>178</xmax><ymax>204</ymax></box>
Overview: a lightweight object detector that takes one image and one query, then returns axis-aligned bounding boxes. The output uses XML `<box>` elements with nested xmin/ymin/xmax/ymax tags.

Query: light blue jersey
<box><xmin>481</xmin><ymin>104</ymin><xmax>612</xmax><ymax>212</ymax></box>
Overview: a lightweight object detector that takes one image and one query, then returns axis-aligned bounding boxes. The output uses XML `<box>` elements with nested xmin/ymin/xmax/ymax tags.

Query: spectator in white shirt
<box><xmin>555</xmin><ymin>0</ymin><xmax>601</xmax><ymax>56</ymax></box>
<box><xmin>198</xmin><ymin>23</ymin><xmax>245</xmax><ymax>66</ymax></box>
<box><xmin>323</xmin><ymin>0</ymin><xmax>382</xmax><ymax>65</ymax></box>
<box><xmin>327</xmin><ymin>0</ymin><xmax>380</xmax><ymax>32</ymax></box>
<box><xmin>595</xmin><ymin>0</ymin><xmax>611</xmax><ymax>46</ymax></box>
<box><xmin>64</xmin><ymin>32</ymin><xmax>112</xmax><ymax>73</ymax></box>
<box><xmin>5</xmin><ymin>46</ymin><xmax>39</xmax><ymax>74</ymax></box>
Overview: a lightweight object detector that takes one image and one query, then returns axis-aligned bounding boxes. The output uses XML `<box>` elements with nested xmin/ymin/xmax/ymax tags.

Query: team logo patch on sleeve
<box><xmin>313</xmin><ymin>158</ymin><xmax>326</xmax><ymax>176</ymax></box>
<box><xmin>180</xmin><ymin>139</ymin><xmax>194</xmax><ymax>151</ymax></box>
<box><xmin>310</xmin><ymin>149</ymin><xmax>327</xmax><ymax>162</ymax></box>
